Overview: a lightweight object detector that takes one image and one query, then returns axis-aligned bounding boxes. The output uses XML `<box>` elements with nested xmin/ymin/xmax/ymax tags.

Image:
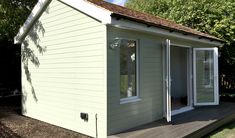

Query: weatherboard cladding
<box><xmin>107</xmin><ymin>26</ymin><xmax>164</xmax><ymax>134</ymax></box>
<box><xmin>21</xmin><ymin>0</ymin><xmax>107</xmax><ymax>137</ymax></box>
<box><xmin>17</xmin><ymin>0</ymin><xmax>221</xmax><ymax>137</ymax></box>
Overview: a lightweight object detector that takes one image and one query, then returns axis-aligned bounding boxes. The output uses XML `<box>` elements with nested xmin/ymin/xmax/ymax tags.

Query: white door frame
<box><xmin>163</xmin><ymin>45</ymin><xmax>219</xmax><ymax>120</ymax></box>
<box><xmin>163</xmin><ymin>41</ymin><xmax>195</xmax><ymax>121</ymax></box>
<box><xmin>165</xmin><ymin>39</ymin><xmax>171</xmax><ymax>122</ymax></box>
<box><xmin>170</xmin><ymin>44</ymin><xmax>194</xmax><ymax>116</ymax></box>
<box><xmin>193</xmin><ymin>48</ymin><xmax>219</xmax><ymax>106</ymax></box>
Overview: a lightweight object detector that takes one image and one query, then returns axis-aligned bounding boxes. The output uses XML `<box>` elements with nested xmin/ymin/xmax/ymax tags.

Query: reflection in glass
<box><xmin>120</xmin><ymin>40</ymin><xmax>136</xmax><ymax>99</ymax></box>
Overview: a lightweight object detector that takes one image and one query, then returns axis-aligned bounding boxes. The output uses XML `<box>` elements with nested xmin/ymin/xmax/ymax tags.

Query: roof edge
<box><xmin>110</xmin><ymin>18</ymin><xmax>223</xmax><ymax>46</ymax></box>
<box><xmin>14</xmin><ymin>0</ymin><xmax>52</xmax><ymax>44</ymax></box>
<box><xmin>60</xmin><ymin>0</ymin><xmax>112</xmax><ymax>23</ymax></box>
<box><xmin>14</xmin><ymin>0</ymin><xmax>113</xmax><ymax>44</ymax></box>
<box><xmin>111</xmin><ymin>13</ymin><xmax>223</xmax><ymax>43</ymax></box>
<box><xmin>15</xmin><ymin>0</ymin><xmax>223</xmax><ymax>45</ymax></box>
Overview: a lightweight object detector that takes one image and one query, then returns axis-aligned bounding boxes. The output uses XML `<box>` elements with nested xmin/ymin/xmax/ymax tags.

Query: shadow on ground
<box><xmin>0</xmin><ymin>96</ymin><xmax>21</xmax><ymax>138</ymax></box>
<box><xmin>220</xmin><ymin>94</ymin><xmax>235</xmax><ymax>103</ymax></box>
<box><xmin>0</xmin><ymin>122</ymin><xmax>21</xmax><ymax>138</ymax></box>
<box><xmin>0</xmin><ymin>97</ymin><xmax>90</xmax><ymax>138</ymax></box>
<box><xmin>204</xmin><ymin>120</ymin><xmax>235</xmax><ymax>138</ymax></box>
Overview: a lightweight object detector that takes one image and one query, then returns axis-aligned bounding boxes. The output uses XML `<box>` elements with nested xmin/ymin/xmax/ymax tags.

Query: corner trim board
<box><xmin>14</xmin><ymin>0</ymin><xmax>52</xmax><ymax>44</ymax></box>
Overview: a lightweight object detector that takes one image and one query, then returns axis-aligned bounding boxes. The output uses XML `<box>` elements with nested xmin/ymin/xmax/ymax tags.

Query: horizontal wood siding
<box><xmin>107</xmin><ymin>27</ymin><xmax>164</xmax><ymax>134</ymax></box>
<box><xmin>21</xmin><ymin>0</ymin><xmax>107</xmax><ymax>137</ymax></box>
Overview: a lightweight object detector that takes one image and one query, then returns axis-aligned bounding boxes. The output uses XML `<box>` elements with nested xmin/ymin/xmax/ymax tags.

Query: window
<box><xmin>203</xmin><ymin>51</ymin><xmax>214</xmax><ymax>87</ymax></box>
<box><xmin>120</xmin><ymin>40</ymin><xmax>138</xmax><ymax>102</ymax></box>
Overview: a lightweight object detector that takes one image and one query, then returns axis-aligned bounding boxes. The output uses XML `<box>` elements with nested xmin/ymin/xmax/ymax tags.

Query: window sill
<box><xmin>120</xmin><ymin>98</ymin><xmax>142</xmax><ymax>104</ymax></box>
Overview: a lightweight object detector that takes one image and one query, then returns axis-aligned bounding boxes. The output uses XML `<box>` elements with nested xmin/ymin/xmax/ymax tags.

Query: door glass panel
<box><xmin>195</xmin><ymin>50</ymin><xmax>215</xmax><ymax>103</ymax></box>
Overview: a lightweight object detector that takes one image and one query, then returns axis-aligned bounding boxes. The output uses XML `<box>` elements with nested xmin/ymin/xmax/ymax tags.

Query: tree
<box><xmin>0</xmin><ymin>0</ymin><xmax>37</xmax><ymax>42</ymax></box>
<box><xmin>0</xmin><ymin>0</ymin><xmax>37</xmax><ymax>97</ymax></box>
<box><xmin>126</xmin><ymin>0</ymin><xmax>235</xmax><ymax>44</ymax></box>
<box><xmin>126</xmin><ymin>0</ymin><xmax>235</xmax><ymax>92</ymax></box>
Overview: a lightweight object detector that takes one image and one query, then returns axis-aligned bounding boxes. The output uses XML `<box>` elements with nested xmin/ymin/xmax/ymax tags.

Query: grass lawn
<box><xmin>206</xmin><ymin>121</ymin><xmax>235</xmax><ymax>138</ymax></box>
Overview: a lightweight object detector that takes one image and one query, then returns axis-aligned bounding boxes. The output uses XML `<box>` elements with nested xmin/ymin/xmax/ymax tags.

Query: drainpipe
<box><xmin>95</xmin><ymin>113</ymin><xmax>98</xmax><ymax>138</ymax></box>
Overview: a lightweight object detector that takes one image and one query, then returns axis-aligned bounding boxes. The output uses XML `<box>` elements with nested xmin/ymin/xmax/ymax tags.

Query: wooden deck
<box><xmin>109</xmin><ymin>102</ymin><xmax>235</xmax><ymax>138</ymax></box>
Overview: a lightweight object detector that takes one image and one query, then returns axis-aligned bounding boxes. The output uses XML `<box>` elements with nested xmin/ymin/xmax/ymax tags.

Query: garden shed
<box><xmin>15</xmin><ymin>0</ymin><xmax>222</xmax><ymax>137</ymax></box>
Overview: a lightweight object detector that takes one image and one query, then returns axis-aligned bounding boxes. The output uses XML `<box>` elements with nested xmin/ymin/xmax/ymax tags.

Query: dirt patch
<box><xmin>1</xmin><ymin>113</ymin><xmax>90</xmax><ymax>138</ymax></box>
<box><xmin>0</xmin><ymin>97</ymin><xmax>91</xmax><ymax>138</ymax></box>
<box><xmin>0</xmin><ymin>122</ymin><xmax>21</xmax><ymax>138</ymax></box>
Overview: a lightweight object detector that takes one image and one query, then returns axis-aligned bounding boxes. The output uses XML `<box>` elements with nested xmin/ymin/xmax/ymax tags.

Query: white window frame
<box><xmin>119</xmin><ymin>39</ymin><xmax>140</xmax><ymax>104</ymax></box>
<box><xmin>193</xmin><ymin>48</ymin><xmax>219</xmax><ymax>106</ymax></box>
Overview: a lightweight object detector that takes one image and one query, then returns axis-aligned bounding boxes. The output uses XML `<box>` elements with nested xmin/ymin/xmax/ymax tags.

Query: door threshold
<box><xmin>172</xmin><ymin>106</ymin><xmax>194</xmax><ymax>116</ymax></box>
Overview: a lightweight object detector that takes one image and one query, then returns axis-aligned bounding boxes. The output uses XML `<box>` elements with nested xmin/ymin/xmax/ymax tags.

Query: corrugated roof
<box><xmin>86</xmin><ymin>0</ymin><xmax>221</xmax><ymax>41</ymax></box>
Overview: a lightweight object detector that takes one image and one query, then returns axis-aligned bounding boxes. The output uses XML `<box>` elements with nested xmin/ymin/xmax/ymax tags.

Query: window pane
<box><xmin>196</xmin><ymin>50</ymin><xmax>214</xmax><ymax>103</ymax></box>
<box><xmin>120</xmin><ymin>40</ymin><xmax>136</xmax><ymax>99</ymax></box>
<box><xmin>203</xmin><ymin>51</ymin><xmax>214</xmax><ymax>86</ymax></box>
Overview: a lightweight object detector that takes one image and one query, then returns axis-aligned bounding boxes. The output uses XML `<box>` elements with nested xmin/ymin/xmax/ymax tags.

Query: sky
<box><xmin>106</xmin><ymin>0</ymin><xmax>127</xmax><ymax>6</ymax></box>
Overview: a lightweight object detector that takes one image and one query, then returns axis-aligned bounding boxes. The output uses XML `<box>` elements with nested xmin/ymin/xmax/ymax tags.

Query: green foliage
<box><xmin>126</xmin><ymin>0</ymin><xmax>235</xmax><ymax>44</ymax></box>
<box><xmin>126</xmin><ymin>0</ymin><xmax>235</xmax><ymax>89</ymax></box>
<box><xmin>0</xmin><ymin>0</ymin><xmax>37</xmax><ymax>42</ymax></box>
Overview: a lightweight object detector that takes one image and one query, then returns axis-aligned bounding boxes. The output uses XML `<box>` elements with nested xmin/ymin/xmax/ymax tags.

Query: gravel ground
<box><xmin>0</xmin><ymin>97</ymin><xmax>90</xmax><ymax>138</ymax></box>
<box><xmin>0</xmin><ymin>121</ymin><xmax>20</xmax><ymax>138</ymax></box>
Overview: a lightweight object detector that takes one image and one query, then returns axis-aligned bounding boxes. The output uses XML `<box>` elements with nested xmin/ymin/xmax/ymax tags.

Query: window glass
<box><xmin>203</xmin><ymin>51</ymin><xmax>214</xmax><ymax>86</ymax></box>
<box><xmin>195</xmin><ymin>49</ymin><xmax>215</xmax><ymax>103</ymax></box>
<box><xmin>120</xmin><ymin>40</ymin><xmax>137</xmax><ymax>99</ymax></box>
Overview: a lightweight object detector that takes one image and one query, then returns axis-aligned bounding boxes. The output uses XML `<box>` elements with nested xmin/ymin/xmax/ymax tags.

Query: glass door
<box><xmin>193</xmin><ymin>48</ymin><xmax>219</xmax><ymax>105</ymax></box>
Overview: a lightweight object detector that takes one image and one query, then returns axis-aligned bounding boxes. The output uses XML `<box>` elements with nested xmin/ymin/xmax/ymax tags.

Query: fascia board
<box><xmin>14</xmin><ymin>0</ymin><xmax>52</xmax><ymax>44</ymax></box>
<box><xmin>60</xmin><ymin>0</ymin><xmax>112</xmax><ymax>24</ymax></box>
<box><xmin>14</xmin><ymin>0</ymin><xmax>112</xmax><ymax>44</ymax></box>
<box><xmin>110</xmin><ymin>18</ymin><xmax>223</xmax><ymax>47</ymax></box>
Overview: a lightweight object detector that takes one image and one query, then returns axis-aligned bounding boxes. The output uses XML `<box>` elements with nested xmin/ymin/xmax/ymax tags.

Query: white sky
<box><xmin>106</xmin><ymin>0</ymin><xmax>127</xmax><ymax>6</ymax></box>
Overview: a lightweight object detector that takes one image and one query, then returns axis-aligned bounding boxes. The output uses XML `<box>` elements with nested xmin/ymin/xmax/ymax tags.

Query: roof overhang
<box><xmin>14</xmin><ymin>0</ymin><xmax>112</xmax><ymax>44</ymax></box>
<box><xmin>59</xmin><ymin>0</ymin><xmax>112</xmax><ymax>24</ymax></box>
<box><xmin>110</xmin><ymin>17</ymin><xmax>223</xmax><ymax>47</ymax></box>
<box><xmin>14</xmin><ymin>0</ymin><xmax>223</xmax><ymax>47</ymax></box>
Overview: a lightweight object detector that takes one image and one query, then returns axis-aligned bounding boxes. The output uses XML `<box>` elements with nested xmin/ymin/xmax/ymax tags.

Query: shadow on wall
<box><xmin>21</xmin><ymin>21</ymin><xmax>47</xmax><ymax>105</ymax></box>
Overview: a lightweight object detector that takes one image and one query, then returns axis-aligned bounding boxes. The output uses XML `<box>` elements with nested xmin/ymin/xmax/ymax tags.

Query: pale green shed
<box><xmin>15</xmin><ymin>0</ymin><xmax>222</xmax><ymax>137</ymax></box>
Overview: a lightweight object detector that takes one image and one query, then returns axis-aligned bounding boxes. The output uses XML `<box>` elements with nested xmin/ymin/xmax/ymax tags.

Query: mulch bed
<box><xmin>0</xmin><ymin>97</ymin><xmax>90</xmax><ymax>138</ymax></box>
<box><xmin>0</xmin><ymin>122</ymin><xmax>20</xmax><ymax>138</ymax></box>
